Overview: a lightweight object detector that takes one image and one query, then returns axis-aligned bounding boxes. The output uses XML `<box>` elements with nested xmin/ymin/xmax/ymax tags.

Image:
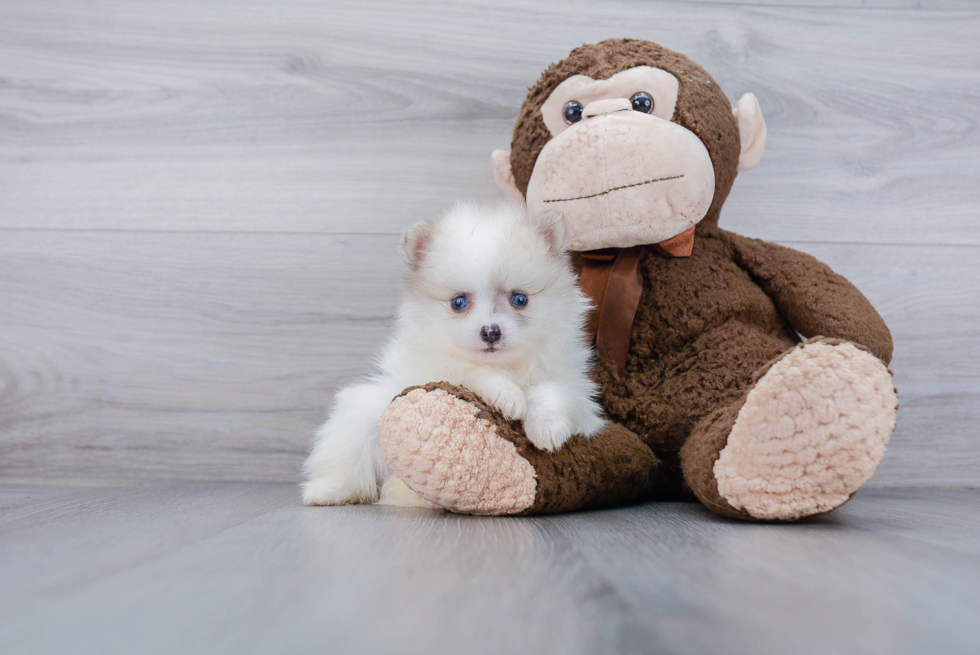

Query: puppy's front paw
<box><xmin>524</xmin><ymin>384</ymin><xmax>576</xmax><ymax>452</ymax></box>
<box><xmin>302</xmin><ymin>477</ymin><xmax>372</xmax><ymax>506</ymax></box>
<box><xmin>481</xmin><ymin>377</ymin><xmax>527</xmax><ymax>420</ymax></box>
<box><xmin>524</xmin><ymin>410</ymin><xmax>573</xmax><ymax>452</ymax></box>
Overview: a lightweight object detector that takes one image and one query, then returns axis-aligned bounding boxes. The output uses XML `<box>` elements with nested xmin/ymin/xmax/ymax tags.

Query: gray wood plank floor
<box><xmin>2</xmin><ymin>4</ymin><xmax>976</xmax><ymax>652</ymax></box>
<box><xmin>1</xmin><ymin>0</ymin><xmax>978</xmax><ymax>486</ymax></box>
<box><xmin>1</xmin><ymin>480</ymin><xmax>978</xmax><ymax>655</ymax></box>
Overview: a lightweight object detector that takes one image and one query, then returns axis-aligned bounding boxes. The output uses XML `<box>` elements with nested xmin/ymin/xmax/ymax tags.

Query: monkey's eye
<box><xmin>562</xmin><ymin>100</ymin><xmax>584</xmax><ymax>125</ymax></box>
<box><xmin>451</xmin><ymin>295</ymin><xmax>468</xmax><ymax>312</ymax></box>
<box><xmin>511</xmin><ymin>292</ymin><xmax>528</xmax><ymax>308</ymax></box>
<box><xmin>630</xmin><ymin>92</ymin><xmax>654</xmax><ymax>114</ymax></box>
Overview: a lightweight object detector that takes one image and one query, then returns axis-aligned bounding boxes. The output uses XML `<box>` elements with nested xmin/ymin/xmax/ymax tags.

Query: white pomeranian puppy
<box><xmin>302</xmin><ymin>202</ymin><xmax>605</xmax><ymax>506</ymax></box>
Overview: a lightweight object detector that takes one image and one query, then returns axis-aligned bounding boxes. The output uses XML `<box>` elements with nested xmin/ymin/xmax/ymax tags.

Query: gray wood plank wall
<box><xmin>1</xmin><ymin>0</ymin><xmax>978</xmax><ymax>486</ymax></box>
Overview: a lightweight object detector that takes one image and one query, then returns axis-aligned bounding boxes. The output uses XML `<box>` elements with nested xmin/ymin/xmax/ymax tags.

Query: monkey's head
<box><xmin>492</xmin><ymin>39</ymin><xmax>766</xmax><ymax>252</ymax></box>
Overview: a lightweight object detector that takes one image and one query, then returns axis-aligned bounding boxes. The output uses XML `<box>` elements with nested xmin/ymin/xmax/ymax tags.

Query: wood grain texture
<box><xmin>0</xmin><ymin>231</ymin><xmax>399</xmax><ymax>480</ymax></box>
<box><xmin>1</xmin><ymin>481</ymin><xmax>979</xmax><ymax>655</ymax></box>
<box><xmin>0</xmin><ymin>0</ymin><xmax>977</xmax><ymax>244</ymax></box>
<box><xmin>1</xmin><ymin>231</ymin><xmax>977</xmax><ymax>485</ymax></box>
<box><xmin>0</xmin><ymin>0</ymin><xmax>977</xmax><ymax>485</ymax></box>
<box><xmin>696</xmin><ymin>1</ymin><xmax>978</xmax><ymax>7</ymax></box>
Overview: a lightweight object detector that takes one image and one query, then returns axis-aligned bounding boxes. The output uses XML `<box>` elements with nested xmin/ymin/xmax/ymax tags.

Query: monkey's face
<box><xmin>525</xmin><ymin>66</ymin><xmax>714</xmax><ymax>251</ymax></box>
<box><xmin>492</xmin><ymin>40</ymin><xmax>767</xmax><ymax>253</ymax></box>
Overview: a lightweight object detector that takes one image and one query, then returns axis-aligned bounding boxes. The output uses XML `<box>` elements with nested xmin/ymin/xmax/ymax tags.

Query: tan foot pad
<box><xmin>715</xmin><ymin>341</ymin><xmax>897</xmax><ymax>521</ymax></box>
<box><xmin>378</xmin><ymin>387</ymin><xmax>536</xmax><ymax>515</ymax></box>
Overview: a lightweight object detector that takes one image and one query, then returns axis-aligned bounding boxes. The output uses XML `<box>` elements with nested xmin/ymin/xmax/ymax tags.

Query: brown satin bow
<box><xmin>579</xmin><ymin>226</ymin><xmax>696</xmax><ymax>380</ymax></box>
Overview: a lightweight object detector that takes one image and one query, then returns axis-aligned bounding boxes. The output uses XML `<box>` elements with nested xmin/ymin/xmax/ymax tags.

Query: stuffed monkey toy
<box><xmin>377</xmin><ymin>39</ymin><xmax>898</xmax><ymax>521</ymax></box>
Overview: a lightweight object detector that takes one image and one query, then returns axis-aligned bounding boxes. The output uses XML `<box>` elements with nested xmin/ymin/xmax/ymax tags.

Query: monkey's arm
<box><xmin>723</xmin><ymin>230</ymin><xmax>893</xmax><ymax>364</ymax></box>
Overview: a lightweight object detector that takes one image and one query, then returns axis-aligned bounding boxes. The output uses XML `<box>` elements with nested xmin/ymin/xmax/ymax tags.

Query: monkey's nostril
<box><xmin>480</xmin><ymin>324</ymin><xmax>502</xmax><ymax>344</ymax></box>
<box><xmin>582</xmin><ymin>97</ymin><xmax>633</xmax><ymax>119</ymax></box>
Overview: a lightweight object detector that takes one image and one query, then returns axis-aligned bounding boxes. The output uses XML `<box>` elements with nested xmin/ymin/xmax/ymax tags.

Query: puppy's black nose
<box><xmin>480</xmin><ymin>324</ymin><xmax>502</xmax><ymax>344</ymax></box>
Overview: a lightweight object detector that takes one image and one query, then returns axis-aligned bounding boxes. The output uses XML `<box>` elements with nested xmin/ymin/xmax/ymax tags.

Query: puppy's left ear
<box><xmin>403</xmin><ymin>221</ymin><xmax>434</xmax><ymax>269</ymax></box>
<box><xmin>530</xmin><ymin>209</ymin><xmax>567</xmax><ymax>255</ymax></box>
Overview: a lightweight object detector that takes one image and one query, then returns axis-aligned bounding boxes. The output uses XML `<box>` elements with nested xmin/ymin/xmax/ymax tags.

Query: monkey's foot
<box><xmin>709</xmin><ymin>340</ymin><xmax>897</xmax><ymax>521</ymax></box>
<box><xmin>378</xmin><ymin>384</ymin><xmax>538</xmax><ymax>515</ymax></box>
<box><xmin>379</xmin><ymin>382</ymin><xmax>661</xmax><ymax>515</ymax></box>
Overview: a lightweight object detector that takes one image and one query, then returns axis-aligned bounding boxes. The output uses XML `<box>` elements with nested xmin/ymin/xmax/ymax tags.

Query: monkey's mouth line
<box><xmin>542</xmin><ymin>174</ymin><xmax>684</xmax><ymax>203</ymax></box>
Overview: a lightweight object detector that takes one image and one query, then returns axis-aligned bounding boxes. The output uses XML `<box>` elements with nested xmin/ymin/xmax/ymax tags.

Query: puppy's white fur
<box><xmin>302</xmin><ymin>202</ymin><xmax>605</xmax><ymax>506</ymax></box>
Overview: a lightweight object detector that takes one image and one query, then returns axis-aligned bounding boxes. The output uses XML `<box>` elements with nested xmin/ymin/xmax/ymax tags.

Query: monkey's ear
<box><xmin>402</xmin><ymin>221</ymin><xmax>434</xmax><ymax>269</ymax></box>
<box><xmin>530</xmin><ymin>209</ymin><xmax>567</xmax><ymax>255</ymax></box>
<box><xmin>733</xmin><ymin>93</ymin><xmax>767</xmax><ymax>172</ymax></box>
<box><xmin>491</xmin><ymin>150</ymin><xmax>525</xmax><ymax>205</ymax></box>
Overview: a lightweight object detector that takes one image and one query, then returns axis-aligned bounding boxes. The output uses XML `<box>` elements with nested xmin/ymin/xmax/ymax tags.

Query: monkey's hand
<box><xmin>726</xmin><ymin>230</ymin><xmax>893</xmax><ymax>365</ymax></box>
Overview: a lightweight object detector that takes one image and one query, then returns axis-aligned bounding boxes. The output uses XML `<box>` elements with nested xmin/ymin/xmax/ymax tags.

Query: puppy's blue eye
<box><xmin>511</xmin><ymin>293</ymin><xmax>528</xmax><ymax>308</ymax></box>
<box><xmin>451</xmin><ymin>295</ymin><xmax>468</xmax><ymax>312</ymax></box>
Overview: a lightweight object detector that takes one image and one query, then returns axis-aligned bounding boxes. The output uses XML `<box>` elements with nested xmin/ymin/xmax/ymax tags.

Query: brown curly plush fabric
<box><xmin>510</xmin><ymin>38</ymin><xmax>741</xmax><ymax>226</ymax></box>
<box><xmin>380</xmin><ymin>382</ymin><xmax>662</xmax><ymax>515</ymax></box>
<box><xmin>590</xmin><ymin>229</ymin><xmax>894</xmax><ymax>495</ymax></box>
<box><xmin>677</xmin><ymin>337</ymin><xmax>894</xmax><ymax>521</ymax></box>
<box><xmin>381</xmin><ymin>39</ymin><xmax>898</xmax><ymax>520</ymax></box>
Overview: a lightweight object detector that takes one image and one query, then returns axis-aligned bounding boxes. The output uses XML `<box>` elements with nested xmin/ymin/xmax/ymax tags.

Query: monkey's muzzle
<box><xmin>525</xmin><ymin>112</ymin><xmax>715</xmax><ymax>252</ymax></box>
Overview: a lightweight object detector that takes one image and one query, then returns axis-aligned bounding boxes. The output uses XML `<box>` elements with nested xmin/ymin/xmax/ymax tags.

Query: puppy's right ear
<box><xmin>530</xmin><ymin>209</ymin><xmax>568</xmax><ymax>255</ymax></box>
<box><xmin>402</xmin><ymin>221</ymin><xmax>434</xmax><ymax>270</ymax></box>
